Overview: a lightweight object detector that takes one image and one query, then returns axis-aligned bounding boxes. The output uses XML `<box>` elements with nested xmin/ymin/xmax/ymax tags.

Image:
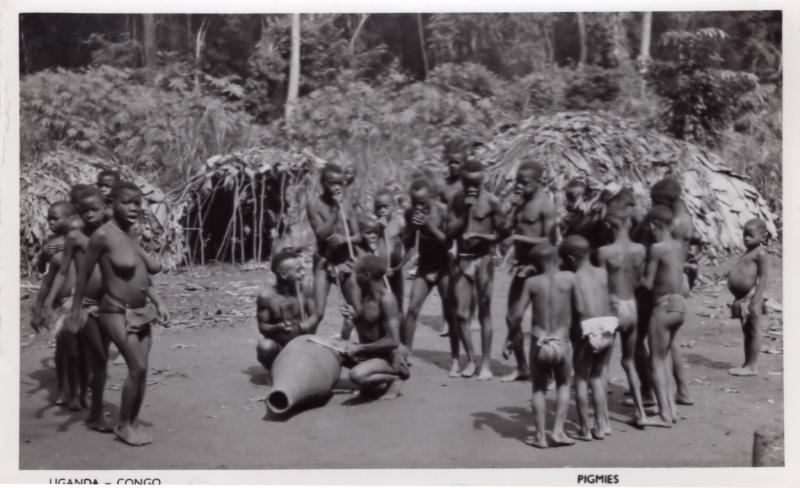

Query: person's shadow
<box><xmin>242</xmin><ymin>365</ymin><xmax>271</xmax><ymax>386</ymax></box>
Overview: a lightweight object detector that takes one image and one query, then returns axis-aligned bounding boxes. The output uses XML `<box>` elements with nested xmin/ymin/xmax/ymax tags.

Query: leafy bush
<box><xmin>648</xmin><ymin>28</ymin><xmax>759</xmax><ymax>146</ymax></box>
<box><xmin>563</xmin><ymin>68</ymin><xmax>622</xmax><ymax>110</ymax></box>
<box><xmin>21</xmin><ymin>65</ymin><xmax>268</xmax><ymax>186</ymax></box>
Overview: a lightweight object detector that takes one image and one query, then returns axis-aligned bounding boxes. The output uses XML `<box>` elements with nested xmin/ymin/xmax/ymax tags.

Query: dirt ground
<box><xmin>19</xmin><ymin>256</ymin><xmax>783</xmax><ymax>469</ymax></box>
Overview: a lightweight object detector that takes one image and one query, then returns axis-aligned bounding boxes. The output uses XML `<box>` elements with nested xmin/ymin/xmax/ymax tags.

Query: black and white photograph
<box><xmin>3</xmin><ymin>1</ymin><xmax>793</xmax><ymax>482</ymax></box>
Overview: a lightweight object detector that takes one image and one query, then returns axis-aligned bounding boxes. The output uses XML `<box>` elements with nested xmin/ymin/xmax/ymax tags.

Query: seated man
<box><xmin>256</xmin><ymin>251</ymin><xmax>318</xmax><ymax>373</ymax></box>
<box><xmin>340</xmin><ymin>255</ymin><xmax>410</xmax><ymax>400</ymax></box>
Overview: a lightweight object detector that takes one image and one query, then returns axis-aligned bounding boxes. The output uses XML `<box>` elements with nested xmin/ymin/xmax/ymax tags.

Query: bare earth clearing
<box><xmin>19</xmin><ymin>256</ymin><xmax>783</xmax><ymax>469</ymax></box>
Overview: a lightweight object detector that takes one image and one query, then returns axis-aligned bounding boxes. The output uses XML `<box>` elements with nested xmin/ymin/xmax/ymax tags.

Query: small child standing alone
<box><xmin>727</xmin><ymin>218</ymin><xmax>770</xmax><ymax>377</ymax></box>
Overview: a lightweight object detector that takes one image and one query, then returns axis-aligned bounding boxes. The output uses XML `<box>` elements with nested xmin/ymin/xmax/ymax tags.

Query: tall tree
<box><xmin>639</xmin><ymin>12</ymin><xmax>652</xmax><ymax>66</ymax></box>
<box><xmin>142</xmin><ymin>14</ymin><xmax>157</xmax><ymax>82</ymax></box>
<box><xmin>576</xmin><ymin>12</ymin><xmax>587</xmax><ymax>68</ymax></box>
<box><xmin>285</xmin><ymin>13</ymin><xmax>301</xmax><ymax>123</ymax></box>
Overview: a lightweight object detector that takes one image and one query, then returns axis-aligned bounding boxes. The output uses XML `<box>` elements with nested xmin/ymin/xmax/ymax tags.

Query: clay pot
<box><xmin>266</xmin><ymin>335</ymin><xmax>342</xmax><ymax>415</ymax></box>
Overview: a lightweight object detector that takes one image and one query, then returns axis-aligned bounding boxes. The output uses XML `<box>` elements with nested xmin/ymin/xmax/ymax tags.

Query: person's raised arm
<box><xmin>445</xmin><ymin>197</ymin><xmax>468</xmax><ymax>239</ymax></box>
<box><xmin>65</xmin><ymin>230</ymin><xmax>104</xmax><ymax>333</ymax></box>
<box><xmin>256</xmin><ymin>291</ymin><xmax>290</xmax><ymax>339</ymax></box>
<box><xmin>299</xmin><ymin>283</ymin><xmax>319</xmax><ymax>334</ymax></box>
<box><xmin>306</xmin><ymin>199</ymin><xmax>338</xmax><ymax>240</ymax></box>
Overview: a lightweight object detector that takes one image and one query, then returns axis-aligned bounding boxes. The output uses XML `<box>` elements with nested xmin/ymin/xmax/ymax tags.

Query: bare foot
<box><xmin>448</xmin><ymin>361</ymin><xmax>461</xmax><ymax>378</ymax></box>
<box><xmin>591</xmin><ymin>427</ymin><xmax>605</xmax><ymax>440</ymax></box>
<box><xmin>54</xmin><ymin>392</ymin><xmax>68</xmax><ymax>406</ymax></box>
<box><xmin>477</xmin><ymin>367</ymin><xmax>493</xmax><ymax>381</ymax></box>
<box><xmin>114</xmin><ymin>425</ymin><xmax>149</xmax><ymax>446</ymax></box>
<box><xmin>604</xmin><ymin>424</ymin><xmax>612</xmax><ymax>436</ymax></box>
<box><xmin>550</xmin><ymin>431</ymin><xmax>576</xmax><ymax>446</ymax></box>
<box><xmin>87</xmin><ymin>415</ymin><xmax>113</xmax><ymax>433</ymax></box>
<box><xmin>623</xmin><ymin>397</ymin><xmax>656</xmax><ymax>408</ymax></box>
<box><xmin>439</xmin><ymin>327</ymin><xmax>450</xmax><ymax>337</ymax></box>
<box><xmin>676</xmin><ymin>395</ymin><xmax>694</xmax><ymax>406</ymax></box>
<box><xmin>500</xmin><ymin>369</ymin><xmax>530</xmax><ymax>383</ymax></box>
<box><xmin>573</xmin><ymin>430</ymin><xmax>593</xmax><ymax>442</ymax></box>
<box><xmin>728</xmin><ymin>366</ymin><xmax>758</xmax><ymax>377</ymax></box>
<box><xmin>642</xmin><ymin>416</ymin><xmax>673</xmax><ymax>428</ymax></box>
<box><xmin>628</xmin><ymin>417</ymin><xmax>646</xmax><ymax>430</ymax></box>
<box><xmin>66</xmin><ymin>397</ymin><xmax>82</xmax><ymax>412</ymax></box>
<box><xmin>524</xmin><ymin>435</ymin><xmax>548</xmax><ymax>449</ymax></box>
<box><xmin>380</xmin><ymin>380</ymin><xmax>402</xmax><ymax>401</ymax></box>
<box><xmin>134</xmin><ymin>428</ymin><xmax>153</xmax><ymax>446</ymax></box>
<box><xmin>461</xmin><ymin>361</ymin><xmax>476</xmax><ymax>378</ymax></box>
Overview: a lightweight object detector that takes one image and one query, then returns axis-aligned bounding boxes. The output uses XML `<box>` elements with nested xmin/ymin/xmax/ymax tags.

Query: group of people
<box><xmin>255</xmin><ymin>138</ymin><xmax>771</xmax><ymax>447</ymax></box>
<box><xmin>29</xmin><ymin>138</ymin><xmax>770</xmax><ymax>450</ymax></box>
<box><xmin>31</xmin><ymin>170</ymin><xmax>167</xmax><ymax>446</ymax></box>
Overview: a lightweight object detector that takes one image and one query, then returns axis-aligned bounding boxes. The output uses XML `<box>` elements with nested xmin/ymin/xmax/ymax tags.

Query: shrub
<box><xmin>647</xmin><ymin>28</ymin><xmax>759</xmax><ymax>146</ymax></box>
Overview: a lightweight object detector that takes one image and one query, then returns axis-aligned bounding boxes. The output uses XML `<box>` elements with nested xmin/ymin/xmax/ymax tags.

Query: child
<box><xmin>501</xmin><ymin>159</ymin><xmax>557</xmax><ymax>382</ymax></box>
<box><xmin>47</xmin><ymin>186</ymin><xmax>111</xmax><ymax>430</ymax></box>
<box><xmin>399</xmin><ymin>179</ymin><xmax>458</xmax><ymax>374</ymax></box>
<box><xmin>96</xmin><ymin>169</ymin><xmax>121</xmax><ymax>205</ymax></box>
<box><xmin>597</xmin><ymin>207</ymin><xmax>648</xmax><ymax>426</ymax></box>
<box><xmin>256</xmin><ymin>250</ymin><xmax>318</xmax><ymax>373</ymax></box>
<box><xmin>340</xmin><ymin>255</ymin><xmax>410</xmax><ymax>400</ymax></box>
<box><xmin>561</xmin><ymin>235</ymin><xmax>617</xmax><ymax>440</ymax></box>
<box><xmin>66</xmin><ymin>181</ymin><xmax>168</xmax><ymax>446</ymax></box>
<box><xmin>307</xmin><ymin>163</ymin><xmax>362</xmax><ymax>333</ymax></box>
<box><xmin>727</xmin><ymin>218</ymin><xmax>770</xmax><ymax>376</ymax></box>
<box><xmin>446</xmin><ymin>159</ymin><xmax>507</xmax><ymax>380</ymax></box>
<box><xmin>361</xmin><ymin>189</ymin><xmax>405</xmax><ymax>309</ymax></box>
<box><xmin>31</xmin><ymin>201</ymin><xmax>82</xmax><ymax>410</ymax></box>
<box><xmin>641</xmin><ymin>205</ymin><xmax>686</xmax><ymax>427</ymax></box>
<box><xmin>509</xmin><ymin>243</ymin><xmax>579</xmax><ymax>448</ymax></box>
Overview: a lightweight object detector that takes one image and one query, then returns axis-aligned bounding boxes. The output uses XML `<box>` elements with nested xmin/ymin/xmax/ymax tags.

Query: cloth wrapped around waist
<box><xmin>580</xmin><ymin>316</ymin><xmax>619</xmax><ymax>353</ymax></box>
<box><xmin>730</xmin><ymin>287</ymin><xmax>767</xmax><ymax>320</ymax></box>
<box><xmin>654</xmin><ymin>294</ymin><xmax>686</xmax><ymax>314</ymax></box>
<box><xmin>610</xmin><ymin>296</ymin><xmax>637</xmax><ymax>332</ymax></box>
<box><xmin>534</xmin><ymin>336</ymin><xmax>571</xmax><ymax>368</ymax></box>
<box><xmin>99</xmin><ymin>294</ymin><xmax>158</xmax><ymax>333</ymax></box>
<box><xmin>50</xmin><ymin>296</ymin><xmax>73</xmax><ymax>335</ymax></box>
<box><xmin>455</xmin><ymin>252</ymin><xmax>491</xmax><ymax>280</ymax></box>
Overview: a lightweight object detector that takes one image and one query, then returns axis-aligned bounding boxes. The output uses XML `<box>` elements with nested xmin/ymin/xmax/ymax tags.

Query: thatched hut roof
<box><xmin>20</xmin><ymin>149</ymin><xmax>184</xmax><ymax>276</ymax></box>
<box><xmin>174</xmin><ymin>147</ymin><xmax>322</xmax><ymax>265</ymax></box>
<box><xmin>479</xmin><ymin>112</ymin><xmax>778</xmax><ymax>255</ymax></box>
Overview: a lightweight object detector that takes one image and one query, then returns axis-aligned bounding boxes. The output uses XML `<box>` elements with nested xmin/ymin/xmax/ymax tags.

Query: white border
<box><xmin>1</xmin><ymin>0</ymin><xmax>796</xmax><ymax>485</ymax></box>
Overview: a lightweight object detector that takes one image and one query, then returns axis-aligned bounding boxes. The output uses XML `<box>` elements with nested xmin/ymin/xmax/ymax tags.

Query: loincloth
<box><xmin>80</xmin><ymin>297</ymin><xmax>101</xmax><ymax>326</ymax></box>
<box><xmin>580</xmin><ymin>316</ymin><xmax>619</xmax><ymax>353</ymax></box>
<box><xmin>730</xmin><ymin>287</ymin><xmax>767</xmax><ymax>320</ymax></box>
<box><xmin>99</xmin><ymin>294</ymin><xmax>158</xmax><ymax>334</ymax></box>
<box><xmin>416</xmin><ymin>257</ymin><xmax>449</xmax><ymax>285</ymax></box>
<box><xmin>610</xmin><ymin>295</ymin><xmax>637</xmax><ymax>332</ymax></box>
<box><xmin>654</xmin><ymin>293</ymin><xmax>686</xmax><ymax>315</ymax></box>
<box><xmin>50</xmin><ymin>296</ymin><xmax>73</xmax><ymax>335</ymax></box>
<box><xmin>315</xmin><ymin>254</ymin><xmax>354</xmax><ymax>283</ymax></box>
<box><xmin>454</xmin><ymin>253</ymin><xmax>490</xmax><ymax>281</ymax></box>
<box><xmin>534</xmin><ymin>336</ymin><xmax>571</xmax><ymax>369</ymax></box>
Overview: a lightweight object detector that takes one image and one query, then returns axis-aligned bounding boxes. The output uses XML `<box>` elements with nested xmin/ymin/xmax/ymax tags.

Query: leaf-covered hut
<box><xmin>479</xmin><ymin>112</ymin><xmax>778</xmax><ymax>255</ymax></box>
<box><xmin>173</xmin><ymin>147</ymin><xmax>322</xmax><ymax>266</ymax></box>
<box><xmin>20</xmin><ymin>149</ymin><xmax>184</xmax><ymax>276</ymax></box>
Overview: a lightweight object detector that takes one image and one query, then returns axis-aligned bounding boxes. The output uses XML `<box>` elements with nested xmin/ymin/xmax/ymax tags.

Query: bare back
<box><xmin>574</xmin><ymin>265</ymin><xmax>612</xmax><ymax>318</ymax></box>
<box><xmin>598</xmin><ymin>241</ymin><xmax>646</xmax><ymax>299</ymax></box>
<box><xmin>525</xmin><ymin>271</ymin><xmax>577</xmax><ymax>340</ymax></box>
<box><xmin>649</xmin><ymin>240</ymin><xmax>685</xmax><ymax>298</ymax></box>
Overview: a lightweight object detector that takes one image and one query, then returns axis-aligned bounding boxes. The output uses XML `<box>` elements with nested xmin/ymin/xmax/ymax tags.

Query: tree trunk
<box><xmin>612</xmin><ymin>12</ymin><xmax>630</xmax><ymax>68</ymax></box>
<box><xmin>142</xmin><ymin>14</ymin><xmax>157</xmax><ymax>83</ymax></box>
<box><xmin>285</xmin><ymin>13</ymin><xmax>301</xmax><ymax>124</ymax></box>
<box><xmin>348</xmin><ymin>14</ymin><xmax>369</xmax><ymax>55</ymax></box>
<box><xmin>417</xmin><ymin>14</ymin><xmax>429</xmax><ymax>79</ymax></box>
<box><xmin>194</xmin><ymin>18</ymin><xmax>208</xmax><ymax>93</ymax></box>
<box><xmin>639</xmin><ymin>12</ymin><xmax>652</xmax><ymax>65</ymax></box>
<box><xmin>577</xmin><ymin>12</ymin><xmax>587</xmax><ymax>68</ymax></box>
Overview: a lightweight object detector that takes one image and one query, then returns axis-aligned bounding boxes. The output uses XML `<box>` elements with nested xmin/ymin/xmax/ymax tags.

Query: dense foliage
<box><xmin>19</xmin><ymin>11</ymin><xmax>782</xmax><ymax>222</ymax></box>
